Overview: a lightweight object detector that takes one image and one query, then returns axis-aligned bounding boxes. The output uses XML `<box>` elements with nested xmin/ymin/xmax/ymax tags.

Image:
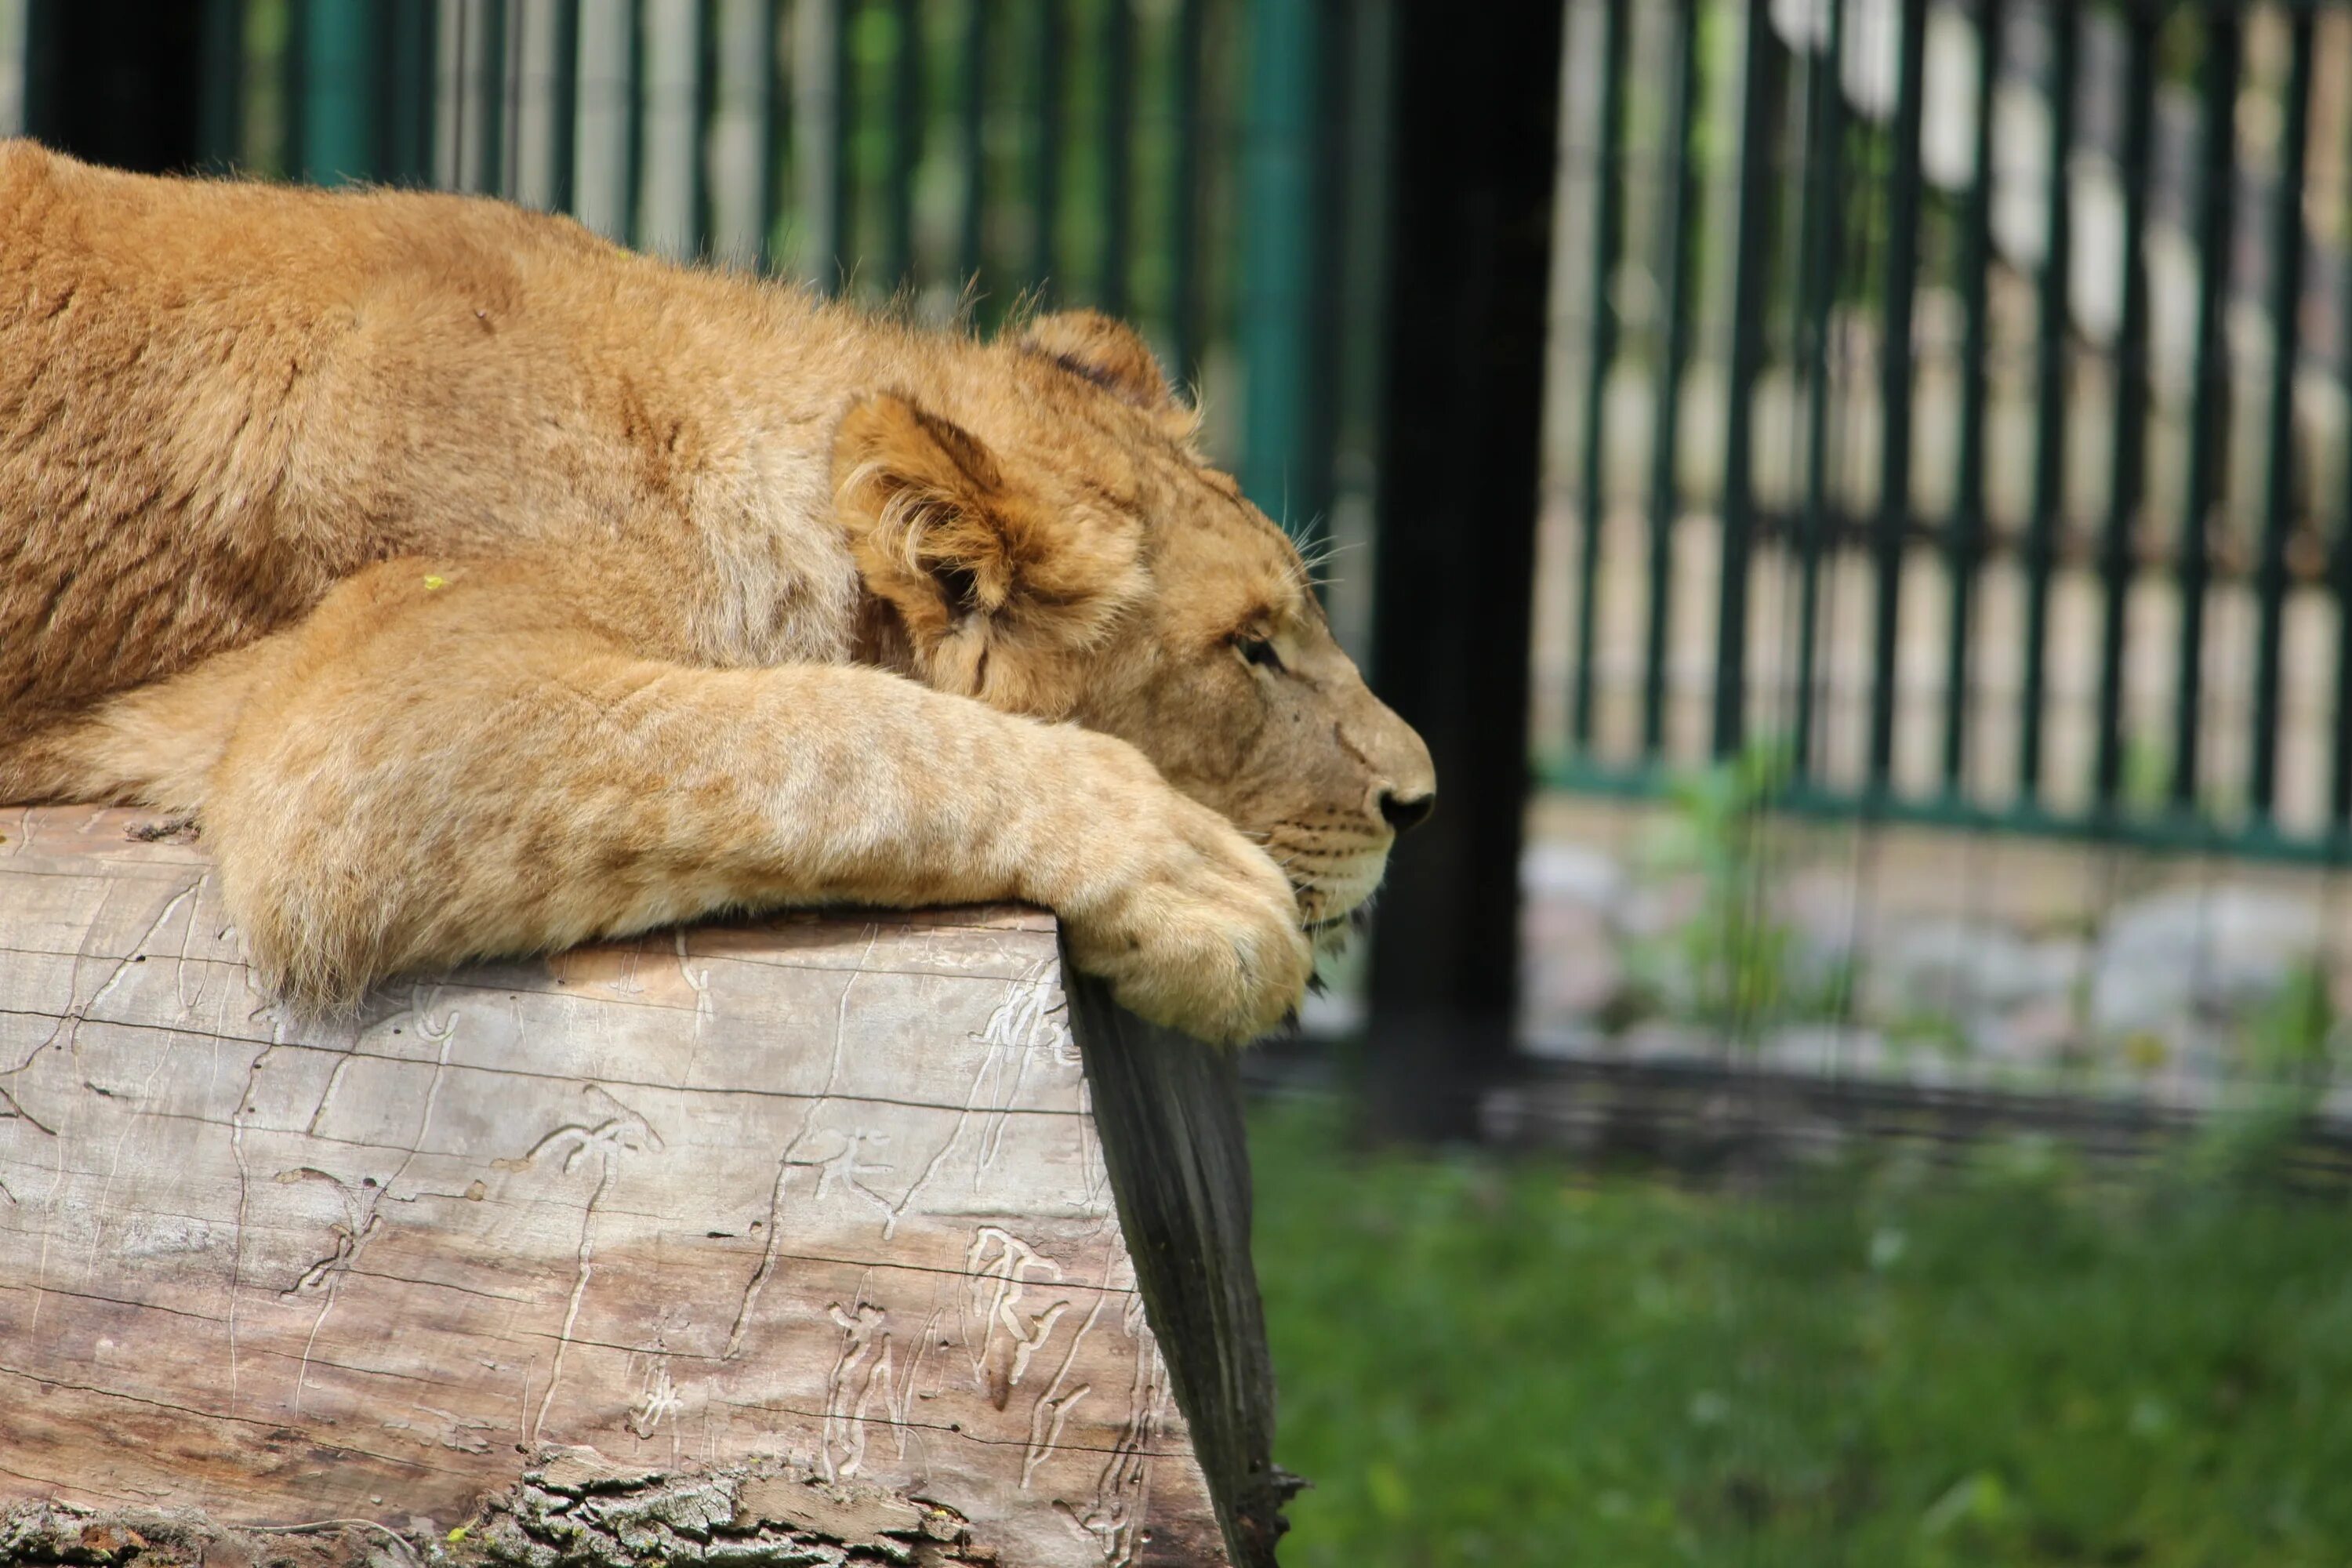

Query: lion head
<box><xmin>832</xmin><ymin>308</ymin><xmax>1436</xmax><ymax>948</ymax></box>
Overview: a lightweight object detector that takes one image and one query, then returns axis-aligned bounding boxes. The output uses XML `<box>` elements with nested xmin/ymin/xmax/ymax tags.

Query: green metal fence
<box><xmin>1549</xmin><ymin>0</ymin><xmax>2352</xmax><ymax>865</ymax></box>
<box><xmin>40</xmin><ymin>0</ymin><xmax>2352</xmax><ymax>880</ymax></box>
<box><xmin>111</xmin><ymin>0</ymin><xmax>1385</xmax><ymax>570</ymax></box>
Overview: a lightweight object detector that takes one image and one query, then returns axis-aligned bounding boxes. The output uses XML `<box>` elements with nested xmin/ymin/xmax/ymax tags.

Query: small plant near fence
<box><xmin>1621</xmin><ymin>743</ymin><xmax>1854</xmax><ymax>1038</ymax></box>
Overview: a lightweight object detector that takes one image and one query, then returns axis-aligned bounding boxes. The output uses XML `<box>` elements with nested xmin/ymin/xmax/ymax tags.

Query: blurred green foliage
<box><xmin>2187</xmin><ymin>963</ymin><xmax>2342</xmax><ymax>1188</ymax></box>
<box><xmin>1253</xmin><ymin>1100</ymin><xmax>2352</xmax><ymax>1566</ymax></box>
<box><xmin>1628</xmin><ymin>745</ymin><xmax>1853</xmax><ymax>1033</ymax></box>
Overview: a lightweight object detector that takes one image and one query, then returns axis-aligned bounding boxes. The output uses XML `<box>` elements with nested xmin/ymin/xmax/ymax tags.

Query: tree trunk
<box><xmin>0</xmin><ymin>808</ymin><xmax>1285</xmax><ymax>1568</ymax></box>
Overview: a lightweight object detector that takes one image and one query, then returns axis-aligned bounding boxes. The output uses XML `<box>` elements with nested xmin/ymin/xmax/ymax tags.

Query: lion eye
<box><xmin>1236</xmin><ymin>636</ymin><xmax>1284</xmax><ymax>673</ymax></box>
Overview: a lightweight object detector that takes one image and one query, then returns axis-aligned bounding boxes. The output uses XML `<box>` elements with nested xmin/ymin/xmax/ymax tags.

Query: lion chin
<box><xmin>1290</xmin><ymin>851</ymin><xmax>1392</xmax><ymax>955</ymax></box>
<box><xmin>0</xmin><ymin>140</ymin><xmax>1434</xmax><ymax>1046</ymax></box>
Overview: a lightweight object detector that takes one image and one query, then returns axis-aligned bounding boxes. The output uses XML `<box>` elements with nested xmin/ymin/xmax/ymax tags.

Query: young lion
<box><xmin>0</xmin><ymin>143</ymin><xmax>1433</xmax><ymax>1045</ymax></box>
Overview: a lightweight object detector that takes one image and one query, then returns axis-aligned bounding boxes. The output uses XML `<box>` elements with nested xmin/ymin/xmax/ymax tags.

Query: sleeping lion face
<box><xmin>833</xmin><ymin>309</ymin><xmax>1436</xmax><ymax>943</ymax></box>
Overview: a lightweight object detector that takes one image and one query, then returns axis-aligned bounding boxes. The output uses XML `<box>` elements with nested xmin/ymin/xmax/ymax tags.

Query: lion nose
<box><xmin>1378</xmin><ymin>787</ymin><xmax>1436</xmax><ymax>834</ymax></box>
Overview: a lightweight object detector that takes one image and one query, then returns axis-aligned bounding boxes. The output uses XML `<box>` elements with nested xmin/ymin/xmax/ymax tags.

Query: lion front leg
<box><xmin>194</xmin><ymin>569</ymin><xmax>1310</xmax><ymax>1044</ymax></box>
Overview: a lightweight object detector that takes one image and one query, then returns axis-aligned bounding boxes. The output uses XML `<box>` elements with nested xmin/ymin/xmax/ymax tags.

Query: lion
<box><xmin>0</xmin><ymin>142</ymin><xmax>1434</xmax><ymax>1045</ymax></box>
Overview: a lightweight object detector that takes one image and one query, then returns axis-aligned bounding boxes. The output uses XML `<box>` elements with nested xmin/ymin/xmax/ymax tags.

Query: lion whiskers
<box><xmin>1265</xmin><ymin>824</ymin><xmax>1389</xmax><ymax>951</ymax></box>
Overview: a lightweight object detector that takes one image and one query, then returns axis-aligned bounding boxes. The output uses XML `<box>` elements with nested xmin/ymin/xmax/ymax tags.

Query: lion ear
<box><xmin>1016</xmin><ymin>309</ymin><xmax>1182</xmax><ymax>414</ymax></box>
<box><xmin>832</xmin><ymin>393</ymin><xmax>1143</xmax><ymax>700</ymax></box>
<box><xmin>833</xmin><ymin>393</ymin><xmax>1018</xmax><ymax>621</ymax></box>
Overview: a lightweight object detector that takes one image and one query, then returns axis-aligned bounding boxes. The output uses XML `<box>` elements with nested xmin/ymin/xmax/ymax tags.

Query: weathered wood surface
<box><xmin>0</xmin><ymin>807</ymin><xmax>1280</xmax><ymax>1567</ymax></box>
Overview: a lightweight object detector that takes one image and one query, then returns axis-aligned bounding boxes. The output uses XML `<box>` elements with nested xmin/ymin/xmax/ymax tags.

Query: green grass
<box><xmin>1250</xmin><ymin>1100</ymin><xmax>2352</xmax><ymax>1567</ymax></box>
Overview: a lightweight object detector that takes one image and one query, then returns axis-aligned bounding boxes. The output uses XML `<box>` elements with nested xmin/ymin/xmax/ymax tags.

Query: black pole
<box><xmin>1362</xmin><ymin>0</ymin><xmax>1563</xmax><ymax>1138</ymax></box>
<box><xmin>24</xmin><ymin>0</ymin><xmax>209</xmax><ymax>174</ymax></box>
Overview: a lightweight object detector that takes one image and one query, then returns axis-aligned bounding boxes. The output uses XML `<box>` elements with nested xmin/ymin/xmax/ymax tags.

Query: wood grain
<box><xmin>0</xmin><ymin>807</ymin><xmax>1277</xmax><ymax>1568</ymax></box>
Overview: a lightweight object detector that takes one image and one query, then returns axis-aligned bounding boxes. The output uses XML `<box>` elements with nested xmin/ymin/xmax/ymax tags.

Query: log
<box><xmin>0</xmin><ymin>808</ymin><xmax>1287</xmax><ymax>1567</ymax></box>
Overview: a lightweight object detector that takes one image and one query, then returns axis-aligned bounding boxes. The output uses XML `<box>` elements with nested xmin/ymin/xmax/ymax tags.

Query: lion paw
<box><xmin>1061</xmin><ymin>797</ymin><xmax>1313</xmax><ymax>1047</ymax></box>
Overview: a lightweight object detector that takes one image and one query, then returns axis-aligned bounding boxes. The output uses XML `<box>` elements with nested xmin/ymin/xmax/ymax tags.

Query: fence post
<box><xmin>1363</xmin><ymin>0</ymin><xmax>1563</xmax><ymax>1138</ymax></box>
<box><xmin>21</xmin><ymin>0</ymin><xmax>209</xmax><ymax>172</ymax></box>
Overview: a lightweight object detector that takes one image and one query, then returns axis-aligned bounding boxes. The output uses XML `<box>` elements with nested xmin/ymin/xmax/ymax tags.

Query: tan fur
<box><xmin>0</xmin><ymin>143</ymin><xmax>1433</xmax><ymax>1045</ymax></box>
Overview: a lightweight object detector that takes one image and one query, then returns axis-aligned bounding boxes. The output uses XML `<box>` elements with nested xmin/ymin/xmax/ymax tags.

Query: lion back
<box><xmin>0</xmin><ymin>140</ymin><xmax>625</xmax><ymax>735</ymax></box>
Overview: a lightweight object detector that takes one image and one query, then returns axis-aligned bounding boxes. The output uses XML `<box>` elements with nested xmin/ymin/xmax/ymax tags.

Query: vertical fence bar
<box><xmin>826</xmin><ymin>0</ymin><xmax>855</xmax><ymax>287</ymax></box>
<box><xmin>623</xmin><ymin>0</ymin><xmax>647</xmax><ymax>247</ymax></box>
<box><xmin>1712</xmin><ymin>0</ymin><xmax>1781</xmax><ymax>757</ymax></box>
<box><xmin>198</xmin><ymin>0</ymin><xmax>245</xmax><ymax>169</ymax></box>
<box><xmin>371</xmin><ymin>2</ymin><xmax>426</xmax><ymax>183</ymax></box>
<box><xmin>693</xmin><ymin>0</ymin><xmax>719</xmax><ymax>253</ymax></box>
<box><xmin>281</xmin><ymin>0</ymin><xmax>308</xmax><ymax>178</ymax></box>
<box><xmin>2340</xmin><ymin>534</ymin><xmax>2352</xmax><ymax>833</ymax></box>
<box><xmin>549</xmin><ymin>0</ymin><xmax>580</xmax><ymax>212</ymax></box>
<box><xmin>503</xmin><ymin>0</ymin><xmax>525</xmax><ymax>202</ymax></box>
<box><xmin>1032</xmin><ymin>0</ymin><xmax>1065</xmax><ymax>291</ymax></box>
<box><xmin>626</xmin><ymin>0</ymin><xmax>644</xmax><ymax>248</ymax></box>
<box><xmin>414</xmin><ymin>5</ymin><xmax>445</xmax><ymax>187</ymax></box>
<box><xmin>2336</xmin><ymin>85</ymin><xmax>2352</xmax><ymax>829</ymax></box>
<box><xmin>790</xmin><ymin>0</ymin><xmax>844</xmax><ymax>285</ymax></box>
<box><xmin>1097</xmin><ymin>0</ymin><xmax>1135</xmax><ymax>316</ymax></box>
<box><xmin>480</xmin><ymin>0</ymin><xmax>508</xmax><ymax>194</ymax></box>
<box><xmin>1792</xmin><ymin>0</ymin><xmax>1847</xmax><ymax>781</ymax></box>
<box><xmin>1325</xmin><ymin>0</ymin><xmax>1392</xmax><ymax>548</ymax></box>
<box><xmin>1867</xmin><ymin>0</ymin><xmax>1927</xmax><ymax>789</ymax></box>
<box><xmin>2249</xmin><ymin>7</ymin><xmax>2311</xmax><ymax>822</ymax></box>
<box><xmin>1570</xmin><ymin>0</ymin><xmax>1630</xmax><ymax>752</ymax></box>
<box><xmin>1240</xmin><ymin>0</ymin><xmax>1319</xmax><ymax>527</ymax></box>
<box><xmin>1294</xmin><ymin>0</ymin><xmax>1349</xmax><ymax>561</ymax></box>
<box><xmin>1168</xmin><ymin>0</ymin><xmax>1207</xmax><ymax>386</ymax></box>
<box><xmin>438</xmin><ymin>0</ymin><xmax>459</xmax><ymax>190</ymax></box>
<box><xmin>1942</xmin><ymin>0</ymin><xmax>2002</xmax><ymax>792</ymax></box>
<box><xmin>959</xmin><ymin>0</ymin><xmax>988</xmax><ymax>293</ymax></box>
<box><xmin>1640</xmin><ymin>0</ymin><xmax>1699</xmax><ymax>760</ymax></box>
<box><xmin>757</xmin><ymin>0</ymin><xmax>787</xmax><ymax>270</ymax></box>
<box><xmin>2171</xmin><ymin>7</ymin><xmax>2240</xmax><ymax>810</ymax></box>
<box><xmin>311</xmin><ymin>0</ymin><xmax>388</xmax><ymax>183</ymax></box>
<box><xmin>2093</xmin><ymin>4</ymin><xmax>2154</xmax><ymax>808</ymax></box>
<box><xmin>2020</xmin><ymin>0</ymin><xmax>2075</xmax><ymax>802</ymax></box>
<box><xmin>884</xmin><ymin>0</ymin><xmax>919</xmax><ymax>288</ymax></box>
